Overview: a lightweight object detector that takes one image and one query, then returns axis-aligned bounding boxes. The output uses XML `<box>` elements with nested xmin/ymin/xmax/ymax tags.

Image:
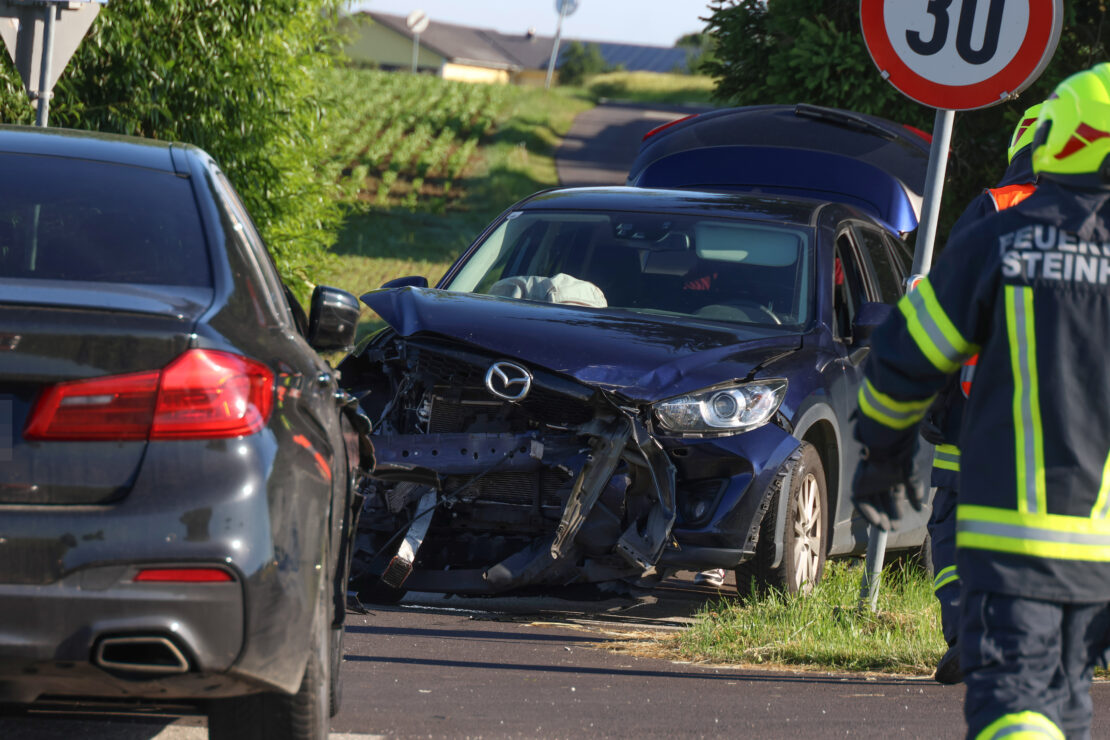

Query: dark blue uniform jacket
<box><xmin>858</xmin><ymin>181</ymin><xmax>1110</xmax><ymax>602</ymax></box>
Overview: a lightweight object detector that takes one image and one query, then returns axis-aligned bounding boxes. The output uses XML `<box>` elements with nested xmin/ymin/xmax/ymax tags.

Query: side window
<box><xmin>211</xmin><ymin>169</ymin><xmax>295</xmax><ymax>331</ymax></box>
<box><xmin>886</xmin><ymin>233</ymin><xmax>914</xmax><ymax>279</ymax></box>
<box><xmin>833</xmin><ymin>235</ymin><xmax>867</xmax><ymax>341</ymax></box>
<box><xmin>853</xmin><ymin>225</ymin><xmax>902</xmax><ymax>304</ymax></box>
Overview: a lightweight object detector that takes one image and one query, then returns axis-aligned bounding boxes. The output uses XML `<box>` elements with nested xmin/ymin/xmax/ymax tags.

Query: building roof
<box><xmin>355</xmin><ymin>12</ymin><xmax>689</xmax><ymax>74</ymax></box>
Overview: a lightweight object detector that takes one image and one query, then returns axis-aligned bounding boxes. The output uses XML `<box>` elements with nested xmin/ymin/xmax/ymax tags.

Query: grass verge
<box><xmin>585</xmin><ymin>71</ymin><xmax>718</xmax><ymax>106</ymax></box>
<box><xmin>611</xmin><ymin>560</ymin><xmax>946</xmax><ymax>676</ymax></box>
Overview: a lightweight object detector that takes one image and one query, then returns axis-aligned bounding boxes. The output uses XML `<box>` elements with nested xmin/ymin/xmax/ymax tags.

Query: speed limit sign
<box><xmin>861</xmin><ymin>0</ymin><xmax>1063</xmax><ymax>110</ymax></box>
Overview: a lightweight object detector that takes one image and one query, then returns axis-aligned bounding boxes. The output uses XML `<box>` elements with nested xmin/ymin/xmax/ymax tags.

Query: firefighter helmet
<box><xmin>1007</xmin><ymin>102</ymin><xmax>1043</xmax><ymax>164</ymax></box>
<box><xmin>1031</xmin><ymin>63</ymin><xmax>1110</xmax><ymax>186</ymax></box>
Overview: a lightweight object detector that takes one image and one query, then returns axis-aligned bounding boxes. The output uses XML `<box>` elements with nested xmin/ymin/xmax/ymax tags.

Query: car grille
<box><xmin>413</xmin><ymin>345</ymin><xmax>595</xmax><ymax>430</ymax></box>
<box><xmin>445</xmin><ymin>470</ymin><xmax>570</xmax><ymax>508</ymax></box>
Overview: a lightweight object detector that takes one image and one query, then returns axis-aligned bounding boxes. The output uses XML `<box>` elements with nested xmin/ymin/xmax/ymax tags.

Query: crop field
<box><xmin>321</xmin><ymin>68</ymin><xmax>518</xmax><ymax>210</ymax></box>
<box><xmin>314</xmin><ymin>68</ymin><xmax>591</xmax><ymax>322</ymax></box>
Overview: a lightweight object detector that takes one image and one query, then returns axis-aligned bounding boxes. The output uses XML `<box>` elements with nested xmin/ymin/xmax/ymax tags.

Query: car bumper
<box><xmin>0</xmin><ymin>563</ymin><xmax>249</xmax><ymax>702</ymax></box>
<box><xmin>665</xmin><ymin>423</ymin><xmax>802</xmax><ymax>568</ymax></box>
<box><xmin>0</xmin><ymin>433</ymin><xmax>331</xmax><ymax>702</ymax></box>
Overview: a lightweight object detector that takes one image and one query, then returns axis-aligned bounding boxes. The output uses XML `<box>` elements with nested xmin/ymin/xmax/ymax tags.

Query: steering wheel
<box><xmin>696</xmin><ymin>300</ymin><xmax>782</xmax><ymax>325</ymax></box>
<box><xmin>729</xmin><ymin>299</ymin><xmax>782</xmax><ymax>325</ymax></box>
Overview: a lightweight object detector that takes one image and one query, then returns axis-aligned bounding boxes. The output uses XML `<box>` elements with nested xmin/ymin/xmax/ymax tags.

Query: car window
<box><xmin>885</xmin><ymin>232</ymin><xmax>914</xmax><ymax>278</ymax></box>
<box><xmin>852</xmin><ymin>225</ymin><xmax>902</xmax><ymax>304</ymax></box>
<box><xmin>833</xmin><ymin>234</ymin><xmax>867</xmax><ymax>340</ymax></box>
<box><xmin>211</xmin><ymin>169</ymin><xmax>295</xmax><ymax>331</ymax></box>
<box><xmin>0</xmin><ymin>152</ymin><xmax>210</xmax><ymax>286</ymax></box>
<box><xmin>446</xmin><ymin>211</ymin><xmax>814</xmax><ymax>330</ymax></box>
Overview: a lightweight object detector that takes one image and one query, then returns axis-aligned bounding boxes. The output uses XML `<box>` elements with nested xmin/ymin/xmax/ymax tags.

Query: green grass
<box><xmin>312</xmin><ymin>70</ymin><xmax>593</xmax><ymax>336</ymax></box>
<box><xmin>673</xmin><ymin>559</ymin><xmax>946</xmax><ymax>675</ymax></box>
<box><xmin>585</xmin><ymin>71</ymin><xmax>719</xmax><ymax>106</ymax></box>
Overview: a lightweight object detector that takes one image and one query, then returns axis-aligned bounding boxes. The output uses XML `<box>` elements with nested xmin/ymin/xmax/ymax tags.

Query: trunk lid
<box><xmin>0</xmin><ymin>281</ymin><xmax>211</xmax><ymax>505</ymax></box>
<box><xmin>627</xmin><ymin>104</ymin><xmax>931</xmax><ymax>234</ymax></box>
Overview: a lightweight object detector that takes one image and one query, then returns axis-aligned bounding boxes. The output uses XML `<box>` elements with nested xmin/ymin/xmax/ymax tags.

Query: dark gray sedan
<box><xmin>0</xmin><ymin>126</ymin><xmax>369</xmax><ymax>740</ymax></box>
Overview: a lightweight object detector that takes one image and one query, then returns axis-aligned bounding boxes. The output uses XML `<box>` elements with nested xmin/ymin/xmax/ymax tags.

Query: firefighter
<box><xmin>852</xmin><ymin>63</ymin><xmax>1110</xmax><ymax>739</ymax></box>
<box><xmin>920</xmin><ymin>102</ymin><xmax>1042</xmax><ymax>686</ymax></box>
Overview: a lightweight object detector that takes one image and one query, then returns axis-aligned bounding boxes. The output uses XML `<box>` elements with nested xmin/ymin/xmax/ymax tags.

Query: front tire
<box><xmin>735</xmin><ymin>442</ymin><xmax>828</xmax><ymax>597</ymax></box>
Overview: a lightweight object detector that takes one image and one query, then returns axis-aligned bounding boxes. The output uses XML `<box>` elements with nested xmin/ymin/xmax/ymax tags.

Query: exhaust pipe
<box><xmin>94</xmin><ymin>636</ymin><xmax>190</xmax><ymax>675</ymax></box>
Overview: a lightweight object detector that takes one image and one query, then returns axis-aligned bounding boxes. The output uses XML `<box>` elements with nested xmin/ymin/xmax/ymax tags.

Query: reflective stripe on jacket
<box><xmin>857</xmin><ymin>181</ymin><xmax>1110</xmax><ymax>602</ymax></box>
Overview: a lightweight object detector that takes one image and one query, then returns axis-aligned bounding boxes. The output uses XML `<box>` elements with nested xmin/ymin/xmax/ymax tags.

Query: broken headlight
<box><xmin>653</xmin><ymin>379</ymin><xmax>787</xmax><ymax>435</ymax></box>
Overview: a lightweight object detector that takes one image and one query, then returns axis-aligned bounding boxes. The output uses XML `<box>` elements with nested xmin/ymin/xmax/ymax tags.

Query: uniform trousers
<box><xmin>962</xmin><ymin>590</ymin><xmax>1110</xmax><ymax>739</ymax></box>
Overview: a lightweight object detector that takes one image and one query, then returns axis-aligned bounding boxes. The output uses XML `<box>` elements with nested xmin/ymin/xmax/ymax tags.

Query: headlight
<box><xmin>653</xmin><ymin>379</ymin><xmax>788</xmax><ymax>435</ymax></box>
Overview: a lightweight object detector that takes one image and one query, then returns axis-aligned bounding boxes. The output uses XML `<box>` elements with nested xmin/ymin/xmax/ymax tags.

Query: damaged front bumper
<box><xmin>362</xmin><ymin>410</ymin><xmax>677</xmax><ymax>595</ymax></box>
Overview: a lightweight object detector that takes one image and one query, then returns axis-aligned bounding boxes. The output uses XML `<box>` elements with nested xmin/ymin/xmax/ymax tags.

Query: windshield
<box><xmin>446</xmin><ymin>210</ymin><xmax>813</xmax><ymax>329</ymax></box>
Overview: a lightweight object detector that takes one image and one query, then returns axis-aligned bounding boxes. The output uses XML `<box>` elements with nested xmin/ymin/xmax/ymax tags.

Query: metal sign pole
<box><xmin>543</xmin><ymin>3</ymin><xmax>567</xmax><ymax>90</ymax></box>
<box><xmin>34</xmin><ymin>2</ymin><xmax>56</xmax><ymax>126</ymax></box>
<box><xmin>909</xmin><ymin>108</ymin><xmax>957</xmax><ymax>278</ymax></box>
<box><xmin>857</xmin><ymin>526</ymin><xmax>888</xmax><ymax>612</ymax></box>
<box><xmin>411</xmin><ymin>31</ymin><xmax>419</xmax><ymax>74</ymax></box>
<box><xmin>0</xmin><ymin>0</ymin><xmax>103</xmax><ymax>125</ymax></box>
<box><xmin>857</xmin><ymin>108</ymin><xmax>954</xmax><ymax>612</ymax></box>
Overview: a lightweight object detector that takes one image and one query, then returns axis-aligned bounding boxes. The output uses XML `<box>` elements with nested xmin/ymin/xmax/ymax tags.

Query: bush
<box><xmin>0</xmin><ymin>0</ymin><xmax>346</xmax><ymax>300</ymax></box>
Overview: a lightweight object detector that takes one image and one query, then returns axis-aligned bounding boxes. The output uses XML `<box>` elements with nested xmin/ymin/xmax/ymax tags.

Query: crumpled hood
<box><xmin>362</xmin><ymin>287</ymin><xmax>801</xmax><ymax>401</ymax></box>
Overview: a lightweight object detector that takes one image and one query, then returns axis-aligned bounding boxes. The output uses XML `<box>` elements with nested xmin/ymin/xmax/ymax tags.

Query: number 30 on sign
<box><xmin>860</xmin><ymin>0</ymin><xmax>1063</xmax><ymax>110</ymax></box>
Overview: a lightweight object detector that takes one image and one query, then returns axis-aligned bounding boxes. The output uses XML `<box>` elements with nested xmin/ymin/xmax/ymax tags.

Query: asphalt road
<box><xmin>555</xmin><ymin>100</ymin><xmax>710</xmax><ymax>187</ymax></box>
<box><xmin>8</xmin><ymin>572</ymin><xmax>1110</xmax><ymax>738</ymax></box>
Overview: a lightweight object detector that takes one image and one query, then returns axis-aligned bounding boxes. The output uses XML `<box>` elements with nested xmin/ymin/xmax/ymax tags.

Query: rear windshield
<box><xmin>0</xmin><ymin>153</ymin><xmax>211</xmax><ymax>287</ymax></box>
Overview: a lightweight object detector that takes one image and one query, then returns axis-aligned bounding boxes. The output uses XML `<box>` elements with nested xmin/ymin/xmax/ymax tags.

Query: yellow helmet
<box><xmin>1031</xmin><ymin>62</ymin><xmax>1110</xmax><ymax>186</ymax></box>
<box><xmin>1007</xmin><ymin>102</ymin><xmax>1043</xmax><ymax>164</ymax></box>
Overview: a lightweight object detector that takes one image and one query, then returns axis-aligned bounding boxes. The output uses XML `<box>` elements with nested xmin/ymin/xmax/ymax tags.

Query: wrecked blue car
<box><xmin>343</xmin><ymin>105</ymin><xmax>935</xmax><ymax>600</ymax></box>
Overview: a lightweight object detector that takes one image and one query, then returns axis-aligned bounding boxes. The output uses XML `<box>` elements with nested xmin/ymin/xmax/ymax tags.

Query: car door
<box><xmin>844</xmin><ymin>222</ymin><xmax>935</xmax><ymax>548</ymax></box>
<box><xmin>825</xmin><ymin>227</ymin><xmax>878</xmax><ymax>552</ymax></box>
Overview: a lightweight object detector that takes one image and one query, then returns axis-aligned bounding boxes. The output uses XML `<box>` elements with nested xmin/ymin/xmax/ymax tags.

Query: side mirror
<box><xmin>852</xmin><ymin>301</ymin><xmax>894</xmax><ymax>345</ymax></box>
<box><xmin>381</xmin><ymin>275</ymin><xmax>428</xmax><ymax>290</ymax></box>
<box><xmin>307</xmin><ymin>285</ymin><xmax>360</xmax><ymax>352</ymax></box>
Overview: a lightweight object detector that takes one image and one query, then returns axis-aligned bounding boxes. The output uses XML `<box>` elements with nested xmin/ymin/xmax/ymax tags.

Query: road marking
<box><xmin>148</xmin><ymin>731</ymin><xmax>384</xmax><ymax>740</ymax></box>
<box><xmin>0</xmin><ymin>721</ymin><xmax>383</xmax><ymax>740</ymax></box>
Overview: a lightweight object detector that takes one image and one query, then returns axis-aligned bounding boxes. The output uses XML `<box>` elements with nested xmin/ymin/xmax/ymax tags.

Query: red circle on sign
<box><xmin>860</xmin><ymin>0</ymin><xmax>1062</xmax><ymax>110</ymax></box>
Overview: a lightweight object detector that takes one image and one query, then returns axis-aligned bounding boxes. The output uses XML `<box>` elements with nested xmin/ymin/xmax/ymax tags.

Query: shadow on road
<box><xmin>342</xmin><ymin>652</ymin><xmax>926</xmax><ymax>688</ymax></box>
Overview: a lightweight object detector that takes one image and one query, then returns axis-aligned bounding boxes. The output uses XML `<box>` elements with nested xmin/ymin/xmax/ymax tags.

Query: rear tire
<box><xmin>735</xmin><ymin>442</ymin><xmax>828</xmax><ymax>597</ymax></box>
<box><xmin>208</xmin><ymin>579</ymin><xmax>331</xmax><ymax>740</ymax></box>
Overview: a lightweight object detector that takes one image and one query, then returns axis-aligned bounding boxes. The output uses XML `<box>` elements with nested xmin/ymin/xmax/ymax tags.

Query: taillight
<box><xmin>24</xmin><ymin>370</ymin><xmax>160</xmax><ymax>440</ymax></box>
<box><xmin>151</xmin><ymin>349</ymin><xmax>274</xmax><ymax>439</ymax></box>
<box><xmin>134</xmin><ymin>567</ymin><xmax>235</xmax><ymax>583</ymax></box>
<box><xmin>641</xmin><ymin>113</ymin><xmax>699</xmax><ymax>141</ymax></box>
<box><xmin>903</xmin><ymin>124</ymin><xmax>933</xmax><ymax>144</ymax></box>
<box><xmin>24</xmin><ymin>349</ymin><xmax>274</xmax><ymax>441</ymax></box>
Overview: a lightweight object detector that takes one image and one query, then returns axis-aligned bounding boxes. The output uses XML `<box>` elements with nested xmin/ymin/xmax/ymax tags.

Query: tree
<box><xmin>675</xmin><ymin>32</ymin><xmax>717</xmax><ymax>75</ymax></box>
<box><xmin>701</xmin><ymin>0</ymin><xmax>1110</xmax><ymax>243</ymax></box>
<box><xmin>0</xmin><ymin>0</ymin><xmax>346</xmax><ymax>299</ymax></box>
<box><xmin>558</xmin><ymin>41</ymin><xmax>608</xmax><ymax>86</ymax></box>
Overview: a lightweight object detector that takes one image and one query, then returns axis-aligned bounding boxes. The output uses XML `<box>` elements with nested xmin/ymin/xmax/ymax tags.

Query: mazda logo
<box><xmin>484</xmin><ymin>361</ymin><xmax>532</xmax><ymax>402</ymax></box>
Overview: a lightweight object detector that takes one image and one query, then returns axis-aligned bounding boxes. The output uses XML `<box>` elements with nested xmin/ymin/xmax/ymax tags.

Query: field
<box><xmin>314</xmin><ymin>68</ymin><xmax>591</xmax><ymax>328</ymax></box>
<box><xmin>585</xmin><ymin>70</ymin><xmax>718</xmax><ymax>106</ymax></box>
